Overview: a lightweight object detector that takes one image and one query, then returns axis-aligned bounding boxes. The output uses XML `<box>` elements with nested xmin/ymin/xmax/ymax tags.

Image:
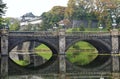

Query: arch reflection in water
<box><xmin>66</xmin><ymin>40</ymin><xmax>111</xmax><ymax>69</ymax></box>
<box><xmin>9</xmin><ymin>41</ymin><xmax>53</xmax><ymax>68</ymax></box>
<box><xmin>66</xmin><ymin>41</ymin><xmax>98</xmax><ymax>66</ymax></box>
<box><xmin>9</xmin><ymin>74</ymin><xmax>59</xmax><ymax>79</ymax></box>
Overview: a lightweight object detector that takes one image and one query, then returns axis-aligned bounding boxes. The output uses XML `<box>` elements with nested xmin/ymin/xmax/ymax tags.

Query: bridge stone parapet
<box><xmin>66</xmin><ymin>31</ymin><xmax>111</xmax><ymax>37</ymax></box>
<box><xmin>9</xmin><ymin>31</ymin><xmax>111</xmax><ymax>37</ymax></box>
<box><xmin>9</xmin><ymin>31</ymin><xmax>59</xmax><ymax>37</ymax></box>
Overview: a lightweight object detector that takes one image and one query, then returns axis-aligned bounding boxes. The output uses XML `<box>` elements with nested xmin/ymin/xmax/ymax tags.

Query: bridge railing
<box><xmin>66</xmin><ymin>31</ymin><xmax>111</xmax><ymax>37</ymax></box>
<box><xmin>8</xmin><ymin>31</ymin><xmax>111</xmax><ymax>37</ymax></box>
<box><xmin>9</xmin><ymin>31</ymin><xmax>58</xmax><ymax>36</ymax></box>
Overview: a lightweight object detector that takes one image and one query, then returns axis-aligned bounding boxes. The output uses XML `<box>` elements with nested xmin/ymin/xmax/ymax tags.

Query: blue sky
<box><xmin>3</xmin><ymin>0</ymin><xmax>68</xmax><ymax>17</ymax></box>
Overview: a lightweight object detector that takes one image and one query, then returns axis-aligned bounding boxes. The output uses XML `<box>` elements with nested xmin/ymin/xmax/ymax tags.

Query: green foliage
<box><xmin>0</xmin><ymin>0</ymin><xmax>6</xmax><ymax>28</ymax></box>
<box><xmin>72</xmin><ymin>41</ymin><xmax>95</xmax><ymax>49</ymax></box>
<box><xmin>40</xmin><ymin>0</ymin><xmax>119</xmax><ymax>30</ymax></box>
<box><xmin>72</xmin><ymin>27</ymin><xmax>79</xmax><ymax>31</ymax></box>
<box><xmin>79</xmin><ymin>26</ymin><xmax>85</xmax><ymax>31</ymax></box>
<box><xmin>35</xmin><ymin>44</ymin><xmax>50</xmax><ymax>50</ymax></box>
<box><xmin>0</xmin><ymin>0</ymin><xmax>6</xmax><ymax>16</ymax></box>
<box><xmin>67</xmin><ymin>52</ymin><xmax>97</xmax><ymax>65</ymax></box>
<box><xmin>105</xmin><ymin>16</ymin><xmax>112</xmax><ymax>31</ymax></box>
<box><xmin>65</xmin><ymin>0</ymin><xmax>76</xmax><ymax>19</ymax></box>
<box><xmin>73</xmin><ymin>44</ymin><xmax>80</xmax><ymax>49</ymax></box>
<box><xmin>36</xmin><ymin>52</ymin><xmax>52</xmax><ymax>60</ymax></box>
<box><xmin>8</xmin><ymin>18</ymin><xmax>20</xmax><ymax>31</ymax></box>
<box><xmin>23</xmin><ymin>23</ymin><xmax>34</xmax><ymax>31</ymax></box>
<box><xmin>41</xmin><ymin>6</ymin><xmax>66</xmax><ymax>30</ymax></box>
<box><xmin>10</xmin><ymin>23</ymin><xmax>20</xmax><ymax>31</ymax></box>
<box><xmin>79</xmin><ymin>23</ymin><xmax>85</xmax><ymax>31</ymax></box>
<box><xmin>0</xmin><ymin>17</ymin><xmax>4</xmax><ymax>28</ymax></box>
<box><xmin>65</xmin><ymin>0</ymin><xmax>98</xmax><ymax>20</ymax></box>
<box><xmin>50</xmin><ymin>6</ymin><xmax>66</xmax><ymax>16</ymax></box>
<box><xmin>65</xmin><ymin>0</ymin><xmax>119</xmax><ymax>30</ymax></box>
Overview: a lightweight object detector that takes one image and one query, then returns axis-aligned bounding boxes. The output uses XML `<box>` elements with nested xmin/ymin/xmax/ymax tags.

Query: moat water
<box><xmin>8</xmin><ymin>75</ymin><xmax>105</xmax><ymax>79</ymax></box>
<box><xmin>8</xmin><ymin>74</ymin><xmax>112</xmax><ymax>79</ymax></box>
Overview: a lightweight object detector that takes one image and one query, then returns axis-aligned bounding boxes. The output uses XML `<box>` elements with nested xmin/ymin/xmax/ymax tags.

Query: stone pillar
<box><xmin>58</xmin><ymin>29</ymin><xmax>66</xmax><ymax>79</ymax></box>
<box><xmin>0</xmin><ymin>29</ymin><xmax>8</xmax><ymax>79</ymax></box>
<box><xmin>111</xmin><ymin>29</ymin><xmax>120</xmax><ymax>79</ymax></box>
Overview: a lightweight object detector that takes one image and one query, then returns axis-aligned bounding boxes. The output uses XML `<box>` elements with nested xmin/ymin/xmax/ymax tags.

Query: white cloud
<box><xmin>3</xmin><ymin>0</ymin><xmax>68</xmax><ymax>17</ymax></box>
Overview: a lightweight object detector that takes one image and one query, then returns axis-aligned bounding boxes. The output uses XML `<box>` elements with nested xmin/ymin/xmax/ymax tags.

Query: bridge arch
<box><xmin>8</xmin><ymin>37</ymin><xmax>58</xmax><ymax>70</ymax></box>
<box><xmin>8</xmin><ymin>37</ymin><xmax>58</xmax><ymax>53</ymax></box>
<box><xmin>66</xmin><ymin>38</ymin><xmax>111</xmax><ymax>71</ymax></box>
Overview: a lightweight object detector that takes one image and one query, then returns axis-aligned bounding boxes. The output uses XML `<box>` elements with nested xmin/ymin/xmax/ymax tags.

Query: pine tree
<box><xmin>0</xmin><ymin>0</ymin><xmax>6</xmax><ymax>28</ymax></box>
<box><xmin>0</xmin><ymin>0</ymin><xmax>6</xmax><ymax>16</ymax></box>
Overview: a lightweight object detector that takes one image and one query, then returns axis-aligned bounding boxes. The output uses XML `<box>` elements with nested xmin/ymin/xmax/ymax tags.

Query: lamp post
<box><xmin>59</xmin><ymin>23</ymin><xmax>65</xmax><ymax>29</ymax></box>
<box><xmin>107</xmin><ymin>7</ymin><xmax>118</xmax><ymax>30</ymax></box>
<box><xmin>53</xmin><ymin>26</ymin><xmax>57</xmax><ymax>31</ymax></box>
<box><xmin>98</xmin><ymin>24</ymin><xmax>103</xmax><ymax>32</ymax></box>
<box><xmin>111</xmin><ymin>12</ymin><xmax>117</xmax><ymax>29</ymax></box>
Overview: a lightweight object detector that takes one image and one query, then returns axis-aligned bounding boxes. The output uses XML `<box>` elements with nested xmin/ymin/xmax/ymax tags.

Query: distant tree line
<box><xmin>2</xmin><ymin>0</ymin><xmax>120</xmax><ymax>31</ymax></box>
<box><xmin>41</xmin><ymin>0</ymin><xmax>120</xmax><ymax>30</ymax></box>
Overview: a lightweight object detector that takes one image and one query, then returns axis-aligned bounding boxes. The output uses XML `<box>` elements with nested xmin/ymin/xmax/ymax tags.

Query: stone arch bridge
<box><xmin>0</xmin><ymin>29</ymin><xmax>120</xmax><ymax>79</ymax></box>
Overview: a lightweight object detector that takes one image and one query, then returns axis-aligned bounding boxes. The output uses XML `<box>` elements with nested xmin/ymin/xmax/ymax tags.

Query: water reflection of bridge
<box><xmin>0</xmin><ymin>29</ymin><xmax>120</xmax><ymax>79</ymax></box>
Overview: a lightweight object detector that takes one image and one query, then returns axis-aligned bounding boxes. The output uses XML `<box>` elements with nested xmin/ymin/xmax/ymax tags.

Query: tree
<box><xmin>0</xmin><ymin>0</ymin><xmax>6</xmax><ymax>28</ymax></box>
<box><xmin>0</xmin><ymin>0</ymin><xmax>6</xmax><ymax>16</ymax></box>
<box><xmin>41</xmin><ymin>6</ymin><xmax>66</xmax><ymax>30</ymax></box>
<box><xmin>41</xmin><ymin>12</ymin><xmax>52</xmax><ymax>30</ymax></box>
<box><xmin>50</xmin><ymin>6</ymin><xmax>66</xmax><ymax>15</ymax></box>
<box><xmin>65</xmin><ymin>0</ymin><xmax>76</xmax><ymax>19</ymax></box>
<box><xmin>65</xmin><ymin>0</ymin><xmax>98</xmax><ymax>20</ymax></box>
<box><xmin>4</xmin><ymin>18</ymin><xmax>20</xmax><ymax>31</ymax></box>
<box><xmin>95</xmin><ymin>0</ymin><xmax>120</xmax><ymax>29</ymax></box>
<box><xmin>65</xmin><ymin>0</ymin><xmax>120</xmax><ymax>29</ymax></box>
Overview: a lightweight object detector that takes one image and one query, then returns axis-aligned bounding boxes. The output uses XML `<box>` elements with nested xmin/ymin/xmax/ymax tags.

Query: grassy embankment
<box><xmin>14</xmin><ymin>60</ymin><xmax>29</xmax><ymax>66</ymax></box>
<box><xmin>35</xmin><ymin>44</ymin><xmax>52</xmax><ymax>60</ymax></box>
